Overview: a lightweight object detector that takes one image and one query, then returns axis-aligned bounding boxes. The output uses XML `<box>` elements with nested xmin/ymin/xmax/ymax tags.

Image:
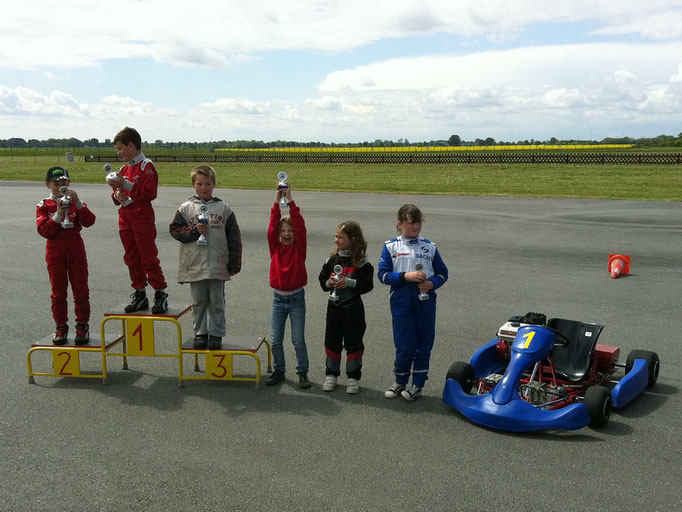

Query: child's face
<box><xmin>46</xmin><ymin>179</ymin><xmax>70</xmax><ymax>196</ymax></box>
<box><xmin>335</xmin><ymin>230</ymin><xmax>352</xmax><ymax>251</ymax></box>
<box><xmin>115</xmin><ymin>141</ymin><xmax>139</xmax><ymax>162</ymax></box>
<box><xmin>193</xmin><ymin>175</ymin><xmax>215</xmax><ymax>200</ymax></box>
<box><xmin>398</xmin><ymin>216</ymin><xmax>422</xmax><ymax>238</ymax></box>
<box><xmin>279</xmin><ymin>222</ymin><xmax>295</xmax><ymax>246</ymax></box>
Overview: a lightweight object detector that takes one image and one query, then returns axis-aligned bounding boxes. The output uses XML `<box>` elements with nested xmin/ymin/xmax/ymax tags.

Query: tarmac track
<box><xmin>1</xmin><ymin>181</ymin><xmax>681</xmax><ymax>511</ymax></box>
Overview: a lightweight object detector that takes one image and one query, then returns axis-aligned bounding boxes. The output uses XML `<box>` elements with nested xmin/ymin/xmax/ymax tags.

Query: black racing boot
<box><xmin>124</xmin><ymin>289</ymin><xmax>148</xmax><ymax>313</ymax></box>
<box><xmin>53</xmin><ymin>324</ymin><xmax>68</xmax><ymax>345</ymax></box>
<box><xmin>74</xmin><ymin>323</ymin><xmax>90</xmax><ymax>345</ymax></box>
<box><xmin>151</xmin><ymin>290</ymin><xmax>168</xmax><ymax>314</ymax></box>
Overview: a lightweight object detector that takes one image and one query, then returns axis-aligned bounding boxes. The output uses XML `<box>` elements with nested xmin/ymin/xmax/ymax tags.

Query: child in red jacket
<box><xmin>265</xmin><ymin>183</ymin><xmax>310</xmax><ymax>389</ymax></box>
<box><xmin>36</xmin><ymin>166</ymin><xmax>96</xmax><ymax>344</ymax></box>
<box><xmin>107</xmin><ymin>127</ymin><xmax>168</xmax><ymax>314</ymax></box>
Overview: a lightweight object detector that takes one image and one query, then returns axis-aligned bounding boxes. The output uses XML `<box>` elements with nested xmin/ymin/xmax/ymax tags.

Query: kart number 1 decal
<box><xmin>521</xmin><ymin>330</ymin><xmax>535</xmax><ymax>349</ymax></box>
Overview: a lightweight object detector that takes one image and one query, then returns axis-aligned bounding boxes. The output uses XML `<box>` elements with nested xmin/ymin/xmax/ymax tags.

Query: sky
<box><xmin>1</xmin><ymin>0</ymin><xmax>682</xmax><ymax>144</ymax></box>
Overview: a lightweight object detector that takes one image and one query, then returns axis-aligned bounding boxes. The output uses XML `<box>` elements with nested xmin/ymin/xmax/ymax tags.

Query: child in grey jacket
<box><xmin>169</xmin><ymin>165</ymin><xmax>242</xmax><ymax>349</ymax></box>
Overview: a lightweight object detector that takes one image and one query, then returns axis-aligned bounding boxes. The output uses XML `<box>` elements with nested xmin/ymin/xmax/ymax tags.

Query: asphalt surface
<box><xmin>1</xmin><ymin>181</ymin><xmax>681</xmax><ymax>511</ymax></box>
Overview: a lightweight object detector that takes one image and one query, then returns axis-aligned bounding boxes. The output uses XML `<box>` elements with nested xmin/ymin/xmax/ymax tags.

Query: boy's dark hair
<box><xmin>330</xmin><ymin>221</ymin><xmax>367</xmax><ymax>267</ymax></box>
<box><xmin>114</xmin><ymin>127</ymin><xmax>142</xmax><ymax>150</ymax></box>
<box><xmin>396</xmin><ymin>204</ymin><xmax>423</xmax><ymax>233</ymax></box>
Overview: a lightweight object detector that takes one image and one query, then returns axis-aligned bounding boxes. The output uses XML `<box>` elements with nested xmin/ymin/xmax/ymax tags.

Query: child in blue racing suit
<box><xmin>378</xmin><ymin>204</ymin><xmax>448</xmax><ymax>401</ymax></box>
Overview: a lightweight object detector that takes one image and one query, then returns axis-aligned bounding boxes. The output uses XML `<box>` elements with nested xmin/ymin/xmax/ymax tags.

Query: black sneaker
<box><xmin>74</xmin><ymin>323</ymin><xmax>89</xmax><ymax>345</ymax></box>
<box><xmin>193</xmin><ymin>334</ymin><xmax>208</xmax><ymax>349</ymax></box>
<box><xmin>53</xmin><ymin>324</ymin><xmax>68</xmax><ymax>345</ymax></box>
<box><xmin>151</xmin><ymin>290</ymin><xmax>168</xmax><ymax>314</ymax></box>
<box><xmin>207</xmin><ymin>335</ymin><xmax>222</xmax><ymax>350</ymax></box>
<box><xmin>124</xmin><ymin>289</ymin><xmax>148</xmax><ymax>313</ymax></box>
<box><xmin>266</xmin><ymin>369</ymin><xmax>285</xmax><ymax>386</ymax></box>
<box><xmin>298</xmin><ymin>372</ymin><xmax>311</xmax><ymax>389</ymax></box>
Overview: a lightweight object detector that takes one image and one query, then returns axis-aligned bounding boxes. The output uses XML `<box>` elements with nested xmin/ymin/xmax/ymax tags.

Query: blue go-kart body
<box><xmin>442</xmin><ymin>314</ymin><xmax>660</xmax><ymax>432</ymax></box>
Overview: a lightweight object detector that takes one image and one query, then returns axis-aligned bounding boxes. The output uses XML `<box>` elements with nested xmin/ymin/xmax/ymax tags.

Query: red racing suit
<box><xmin>36</xmin><ymin>195</ymin><xmax>96</xmax><ymax>326</ymax></box>
<box><xmin>112</xmin><ymin>153</ymin><xmax>167</xmax><ymax>290</ymax></box>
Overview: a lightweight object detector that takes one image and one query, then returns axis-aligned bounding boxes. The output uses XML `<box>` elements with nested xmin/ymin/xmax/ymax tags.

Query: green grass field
<box><xmin>1</xmin><ymin>154</ymin><xmax>680</xmax><ymax>201</ymax></box>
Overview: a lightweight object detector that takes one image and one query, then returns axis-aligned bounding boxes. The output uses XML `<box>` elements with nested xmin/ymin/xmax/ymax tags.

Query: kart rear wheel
<box><xmin>446</xmin><ymin>362</ymin><xmax>475</xmax><ymax>394</ymax></box>
<box><xmin>625</xmin><ymin>350</ymin><xmax>660</xmax><ymax>388</ymax></box>
<box><xmin>585</xmin><ymin>386</ymin><xmax>612</xmax><ymax>428</ymax></box>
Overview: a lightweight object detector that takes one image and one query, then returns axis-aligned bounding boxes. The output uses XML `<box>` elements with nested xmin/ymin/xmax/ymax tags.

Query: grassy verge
<box><xmin>1</xmin><ymin>155</ymin><xmax>680</xmax><ymax>201</ymax></box>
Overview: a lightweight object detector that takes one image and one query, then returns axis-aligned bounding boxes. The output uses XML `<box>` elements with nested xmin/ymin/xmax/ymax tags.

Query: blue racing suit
<box><xmin>378</xmin><ymin>236</ymin><xmax>448</xmax><ymax>387</ymax></box>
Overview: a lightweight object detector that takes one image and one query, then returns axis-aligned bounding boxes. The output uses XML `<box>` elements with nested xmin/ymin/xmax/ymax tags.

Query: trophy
<box><xmin>197</xmin><ymin>204</ymin><xmax>209</xmax><ymax>246</ymax></box>
<box><xmin>277</xmin><ymin>171</ymin><xmax>288</xmax><ymax>209</ymax></box>
<box><xmin>330</xmin><ymin>264</ymin><xmax>343</xmax><ymax>302</ymax></box>
<box><xmin>104</xmin><ymin>163</ymin><xmax>133</xmax><ymax>207</ymax></box>
<box><xmin>58</xmin><ymin>185</ymin><xmax>73</xmax><ymax>228</ymax></box>
<box><xmin>415</xmin><ymin>263</ymin><xmax>429</xmax><ymax>301</ymax></box>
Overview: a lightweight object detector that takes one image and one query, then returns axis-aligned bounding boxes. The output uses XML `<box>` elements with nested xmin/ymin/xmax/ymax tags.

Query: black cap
<box><xmin>46</xmin><ymin>166</ymin><xmax>70</xmax><ymax>182</ymax></box>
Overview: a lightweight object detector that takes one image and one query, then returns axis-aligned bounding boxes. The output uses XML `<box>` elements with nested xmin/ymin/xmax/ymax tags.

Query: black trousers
<box><xmin>324</xmin><ymin>299</ymin><xmax>366</xmax><ymax>379</ymax></box>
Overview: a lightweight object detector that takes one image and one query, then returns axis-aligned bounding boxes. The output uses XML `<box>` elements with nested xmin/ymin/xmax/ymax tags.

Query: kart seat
<box><xmin>547</xmin><ymin>318</ymin><xmax>604</xmax><ymax>382</ymax></box>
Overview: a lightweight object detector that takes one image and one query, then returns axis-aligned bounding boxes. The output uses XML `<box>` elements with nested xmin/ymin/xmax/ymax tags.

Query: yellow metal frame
<box><xmin>27</xmin><ymin>306</ymin><xmax>274</xmax><ymax>388</ymax></box>
<box><xmin>179</xmin><ymin>338</ymin><xmax>272</xmax><ymax>388</ymax></box>
<box><xmin>26</xmin><ymin>335</ymin><xmax>125</xmax><ymax>384</ymax></box>
<box><xmin>100</xmin><ymin>306</ymin><xmax>191</xmax><ymax>383</ymax></box>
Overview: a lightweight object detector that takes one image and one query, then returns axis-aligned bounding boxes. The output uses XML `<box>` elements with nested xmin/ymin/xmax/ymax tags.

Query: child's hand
<box><xmin>107</xmin><ymin>175</ymin><xmax>124</xmax><ymax>188</ymax></box>
<box><xmin>114</xmin><ymin>190</ymin><xmax>128</xmax><ymax>203</ymax></box>
<box><xmin>67</xmin><ymin>190</ymin><xmax>79</xmax><ymax>203</ymax></box>
<box><xmin>197</xmin><ymin>223</ymin><xmax>208</xmax><ymax>234</ymax></box>
<box><xmin>404</xmin><ymin>271</ymin><xmax>427</xmax><ymax>283</ymax></box>
<box><xmin>418</xmin><ymin>280</ymin><xmax>434</xmax><ymax>294</ymax></box>
<box><xmin>284</xmin><ymin>183</ymin><xmax>293</xmax><ymax>202</ymax></box>
<box><xmin>56</xmin><ymin>200</ymin><xmax>69</xmax><ymax>215</ymax></box>
<box><xmin>332</xmin><ymin>276</ymin><xmax>347</xmax><ymax>289</ymax></box>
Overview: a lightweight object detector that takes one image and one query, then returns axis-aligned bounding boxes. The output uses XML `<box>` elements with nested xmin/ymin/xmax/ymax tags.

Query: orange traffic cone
<box><xmin>608</xmin><ymin>254</ymin><xmax>630</xmax><ymax>279</ymax></box>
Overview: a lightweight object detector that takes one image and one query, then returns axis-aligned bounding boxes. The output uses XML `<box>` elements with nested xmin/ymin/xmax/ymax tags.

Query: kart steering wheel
<box><xmin>546</xmin><ymin>326</ymin><xmax>570</xmax><ymax>347</ymax></box>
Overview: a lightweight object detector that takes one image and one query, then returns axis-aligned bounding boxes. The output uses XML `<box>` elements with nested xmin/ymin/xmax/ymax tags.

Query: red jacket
<box><xmin>267</xmin><ymin>201</ymin><xmax>307</xmax><ymax>291</ymax></box>
<box><xmin>112</xmin><ymin>153</ymin><xmax>158</xmax><ymax>231</ymax></box>
<box><xmin>37</xmin><ymin>196</ymin><xmax>96</xmax><ymax>244</ymax></box>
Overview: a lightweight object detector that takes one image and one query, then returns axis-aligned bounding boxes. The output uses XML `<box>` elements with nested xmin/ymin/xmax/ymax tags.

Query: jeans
<box><xmin>270</xmin><ymin>289</ymin><xmax>309</xmax><ymax>373</ymax></box>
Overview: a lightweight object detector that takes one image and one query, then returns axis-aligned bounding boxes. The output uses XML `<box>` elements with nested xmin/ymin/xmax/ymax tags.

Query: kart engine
<box><xmin>496</xmin><ymin>312</ymin><xmax>547</xmax><ymax>360</ymax></box>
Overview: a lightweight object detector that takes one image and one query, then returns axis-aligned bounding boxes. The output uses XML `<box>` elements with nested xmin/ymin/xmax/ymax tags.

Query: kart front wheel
<box><xmin>585</xmin><ymin>386</ymin><xmax>612</xmax><ymax>428</ymax></box>
<box><xmin>446</xmin><ymin>362</ymin><xmax>475</xmax><ymax>394</ymax></box>
<box><xmin>625</xmin><ymin>350</ymin><xmax>660</xmax><ymax>388</ymax></box>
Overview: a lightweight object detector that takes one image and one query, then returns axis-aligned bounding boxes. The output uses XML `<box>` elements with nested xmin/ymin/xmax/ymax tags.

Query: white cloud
<box><xmin>2</xmin><ymin>1</ymin><xmax>682</xmax><ymax>69</ymax></box>
<box><xmin>2</xmin><ymin>2</ymin><xmax>682</xmax><ymax>141</ymax></box>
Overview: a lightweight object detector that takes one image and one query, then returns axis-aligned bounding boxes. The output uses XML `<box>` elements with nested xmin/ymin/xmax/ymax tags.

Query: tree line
<box><xmin>1</xmin><ymin>133</ymin><xmax>681</xmax><ymax>150</ymax></box>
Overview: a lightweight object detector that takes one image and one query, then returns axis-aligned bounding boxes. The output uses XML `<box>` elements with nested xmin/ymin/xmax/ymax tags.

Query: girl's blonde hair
<box><xmin>330</xmin><ymin>221</ymin><xmax>367</xmax><ymax>267</ymax></box>
<box><xmin>396</xmin><ymin>203</ymin><xmax>423</xmax><ymax>233</ymax></box>
<box><xmin>279</xmin><ymin>216</ymin><xmax>293</xmax><ymax>230</ymax></box>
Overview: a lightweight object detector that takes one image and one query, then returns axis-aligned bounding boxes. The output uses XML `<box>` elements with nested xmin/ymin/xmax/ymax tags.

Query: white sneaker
<box><xmin>384</xmin><ymin>381</ymin><xmax>406</xmax><ymax>399</ymax></box>
<box><xmin>322</xmin><ymin>375</ymin><xmax>338</xmax><ymax>392</ymax></box>
<box><xmin>401</xmin><ymin>384</ymin><xmax>423</xmax><ymax>401</ymax></box>
<box><xmin>346</xmin><ymin>378</ymin><xmax>360</xmax><ymax>394</ymax></box>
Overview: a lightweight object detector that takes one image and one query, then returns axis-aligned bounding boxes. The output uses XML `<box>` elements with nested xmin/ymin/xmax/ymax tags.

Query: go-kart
<box><xmin>442</xmin><ymin>312</ymin><xmax>660</xmax><ymax>432</ymax></box>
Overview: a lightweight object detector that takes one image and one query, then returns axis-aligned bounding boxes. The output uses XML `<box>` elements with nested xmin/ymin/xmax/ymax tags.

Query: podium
<box><xmin>180</xmin><ymin>335</ymin><xmax>272</xmax><ymax>388</ymax></box>
<box><xmin>27</xmin><ymin>332</ymin><xmax>124</xmax><ymax>383</ymax></box>
<box><xmin>28</xmin><ymin>303</ymin><xmax>272</xmax><ymax>387</ymax></box>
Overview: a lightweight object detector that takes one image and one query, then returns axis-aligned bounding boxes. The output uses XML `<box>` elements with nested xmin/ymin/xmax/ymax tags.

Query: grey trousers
<box><xmin>190</xmin><ymin>279</ymin><xmax>226</xmax><ymax>337</ymax></box>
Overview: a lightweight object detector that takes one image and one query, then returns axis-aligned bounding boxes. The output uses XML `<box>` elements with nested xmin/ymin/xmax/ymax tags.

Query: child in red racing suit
<box><xmin>36</xmin><ymin>166</ymin><xmax>96</xmax><ymax>345</ymax></box>
<box><xmin>108</xmin><ymin>127</ymin><xmax>169</xmax><ymax>314</ymax></box>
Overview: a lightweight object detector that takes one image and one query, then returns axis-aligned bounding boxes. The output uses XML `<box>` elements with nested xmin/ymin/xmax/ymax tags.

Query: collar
<box><xmin>128</xmin><ymin>152</ymin><xmax>146</xmax><ymax>166</ymax></box>
<box><xmin>338</xmin><ymin>249</ymin><xmax>351</xmax><ymax>257</ymax></box>
<box><xmin>400</xmin><ymin>236</ymin><xmax>419</xmax><ymax>245</ymax></box>
<box><xmin>49</xmin><ymin>193</ymin><xmax>60</xmax><ymax>201</ymax></box>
